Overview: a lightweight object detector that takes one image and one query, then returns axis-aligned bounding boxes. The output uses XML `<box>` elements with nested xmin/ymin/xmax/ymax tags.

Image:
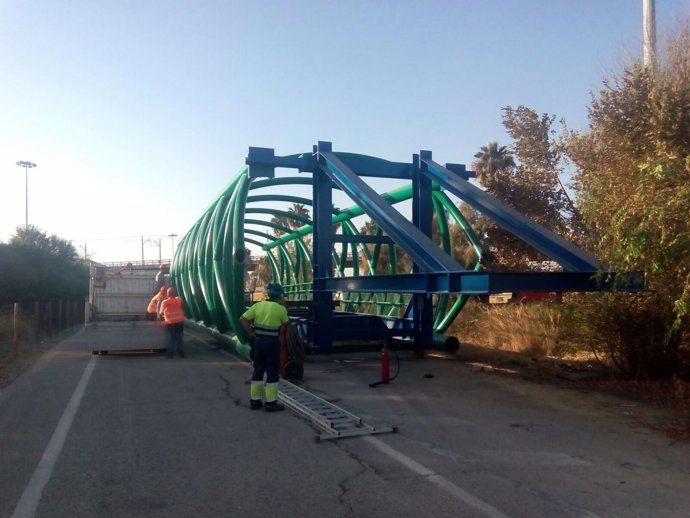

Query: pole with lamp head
<box><xmin>15</xmin><ymin>161</ymin><xmax>37</xmax><ymax>227</ymax></box>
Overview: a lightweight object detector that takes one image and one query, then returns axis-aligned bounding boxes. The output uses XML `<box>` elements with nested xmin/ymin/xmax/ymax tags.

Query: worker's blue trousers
<box><xmin>251</xmin><ymin>335</ymin><xmax>280</xmax><ymax>383</ymax></box>
<box><xmin>166</xmin><ymin>322</ymin><xmax>185</xmax><ymax>357</ymax></box>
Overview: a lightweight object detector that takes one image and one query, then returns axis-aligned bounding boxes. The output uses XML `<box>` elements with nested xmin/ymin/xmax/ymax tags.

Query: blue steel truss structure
<box><xmin>242</xmin><ymin>141</ymin><xmax>642</xmax><ymax>352</ymax></box>
<box><xmin>172</xmin><ymin>141</ymin><xmax>643</xmax><ymax>355</ymax></box>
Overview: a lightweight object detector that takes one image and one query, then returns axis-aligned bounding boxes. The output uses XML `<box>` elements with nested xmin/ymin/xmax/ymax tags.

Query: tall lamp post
<box><xmin>15</xmin><ymin>161</ymin><xmax>37</xmax><ymax>227</ymax></box>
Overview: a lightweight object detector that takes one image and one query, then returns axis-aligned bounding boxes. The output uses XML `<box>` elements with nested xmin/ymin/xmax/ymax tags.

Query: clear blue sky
<box><xmin>1</xmin><ymin>0</ymin><xmax>688</xmax><ymax>262</ymax></box>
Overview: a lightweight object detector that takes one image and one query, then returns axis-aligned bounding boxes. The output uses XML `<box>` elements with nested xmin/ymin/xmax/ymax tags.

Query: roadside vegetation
<box><xmin>458</xmin><ymin>20</ymin><xmax>689</xmax><ymax>378</ymax></box>
<box><xmin>445</xmin><ymin>20</ymin><xmax>690</xmax><ymax>438</ymax></box>
<box><xmin>0</xmin><ymin>226</ymin><xmax>88</xmax><ymax>342</ymax></box>
<box><xmin>0</xmin><ymin>225</ymin><xmax>89</xmax><ymax>305</ymax></box>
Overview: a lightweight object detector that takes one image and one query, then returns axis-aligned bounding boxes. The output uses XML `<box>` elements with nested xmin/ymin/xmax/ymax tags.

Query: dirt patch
<box><xmin>455</xmin><ymin>342</ymin><xmax>690</xmax><ymax>441</ymax></box>
<box><xmin>0</xmin><ymin>327</ymin><xmax>81</xmax><ymax>389</ymax></box>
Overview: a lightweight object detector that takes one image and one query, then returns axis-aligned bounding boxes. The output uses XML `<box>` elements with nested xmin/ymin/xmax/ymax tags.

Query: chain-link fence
<box><xmin>0</xmin><ymin>299</ymin><xmax>86</xmax><ymax>357</ymax></box>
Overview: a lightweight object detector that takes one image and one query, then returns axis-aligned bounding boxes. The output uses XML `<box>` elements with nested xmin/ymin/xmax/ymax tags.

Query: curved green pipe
<box><xmin>432</xmin><ymin>193</ymin><xmax>450</xmax><ymax>328</ymax></box>
<box><xmin>247</xmin><ymin>194</ymin><xmax>313</xmax><ymax>206</ymax></box>
<box><xmin>173</xmin><ymin>159</ymin><xmax>488</xmax><ymax>350</ymax></box>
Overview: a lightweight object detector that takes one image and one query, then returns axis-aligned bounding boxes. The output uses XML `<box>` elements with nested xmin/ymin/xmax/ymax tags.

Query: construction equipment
<box><xmin>278</xmin><ymin>379</ymin><xmax>396</xmax><ymax>442</ymax></box>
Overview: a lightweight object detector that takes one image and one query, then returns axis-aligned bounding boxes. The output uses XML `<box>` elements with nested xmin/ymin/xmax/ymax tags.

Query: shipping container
<box><xmin>89</xmin><ymin>262</ymin><xmax>161</xmax><ymax>321</ymax></box>
<box><xmin>87</xmin><ymin>262</ymin><xmax>169</xmax><ymax>354</ymax></box>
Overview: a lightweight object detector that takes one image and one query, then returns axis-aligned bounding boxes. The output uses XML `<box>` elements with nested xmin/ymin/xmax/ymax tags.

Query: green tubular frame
<box><xmin>171</xmin><ymin>161</ymin><xmax>485</xmax><ymax>347</ymax></box>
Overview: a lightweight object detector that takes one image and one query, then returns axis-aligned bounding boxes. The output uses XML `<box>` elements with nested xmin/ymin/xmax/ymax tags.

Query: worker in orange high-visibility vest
<box><xmin>146</xmin><ymin>285</ymin><xmax>168</xmax><ymax>320</ymax></box>
<box><xmin>159</xmin><ymin>287</ymin><xmax>186</xmax><ymax>358</ymax></box>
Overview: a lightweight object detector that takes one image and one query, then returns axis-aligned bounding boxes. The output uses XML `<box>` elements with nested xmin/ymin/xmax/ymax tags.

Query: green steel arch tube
<box><xmin>171</xmin><ymin>155</ymin><xmax>486</xmax><ymax>355</ymax></box>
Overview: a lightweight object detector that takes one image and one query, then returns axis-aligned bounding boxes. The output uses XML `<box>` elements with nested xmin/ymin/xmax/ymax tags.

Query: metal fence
<box><xmin>0</xmin><ymin>299</ymin><xmax>86</xmax><ymax>355</ymax></box>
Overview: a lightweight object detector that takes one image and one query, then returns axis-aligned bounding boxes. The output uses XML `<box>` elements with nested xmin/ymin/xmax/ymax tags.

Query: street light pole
<box><xmin>16</xmin><ymin>161</ymin><xmax>37</xmax><ymax>227</ymax></box>
<box><xmin>643</xmin><ymin>0</ymin><xmax>657</xmax><ymax>71</ymax></box>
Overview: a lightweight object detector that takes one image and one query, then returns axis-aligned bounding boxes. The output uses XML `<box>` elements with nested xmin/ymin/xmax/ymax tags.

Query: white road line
<box><xmin>363</xmin><ymin>436</ymin><xmax>512</xmax><ymax>518</ymax></box>
<box><xmin>12</xmin><ymin>356</ymin><xmax>97</xmax><ymax>518</ymax></box>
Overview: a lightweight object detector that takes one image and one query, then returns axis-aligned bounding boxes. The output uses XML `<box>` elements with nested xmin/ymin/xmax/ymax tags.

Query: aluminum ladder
<box><xmin>278</xmin><ymin>379</ymin><xmax>396</xmax><ymax>442</ymax></box>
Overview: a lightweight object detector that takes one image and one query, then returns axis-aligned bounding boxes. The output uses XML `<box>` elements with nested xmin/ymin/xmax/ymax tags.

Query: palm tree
<box><xmin>472</xmin><ymin>141</ymin><xmax>515</xmax><ymax>186</ymax></box>
<box><xmin>270</xmin><ymin>203</ymin><xmax>311</xmax><ymax>236</ymax></box>
<box><xmin>289</xmin><ymin>203</ymin><xmax>310</xmax><ymax>224</ymax></box>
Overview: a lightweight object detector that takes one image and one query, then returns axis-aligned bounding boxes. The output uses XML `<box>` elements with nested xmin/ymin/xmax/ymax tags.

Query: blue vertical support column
<box><xmin>312</xmin><ymin>142</ymin><xmax>335</xmax><ymax>351</ymax></box>
<box><xmin>413</xmin><ymin>151</ymin><xmax>434</xmax><ymax>353</ymax></box>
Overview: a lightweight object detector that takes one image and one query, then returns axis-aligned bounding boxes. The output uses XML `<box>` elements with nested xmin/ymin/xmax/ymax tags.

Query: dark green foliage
<box><xmin>469</xmin><ymin>21</ymin><xmax>690</xmax><ymax>379</ymax></box>
<box><xmin>471</xmin><ymin>108</ymin><xmax>577</xmax><ymax>270</ymax></box>
<box><xmin>563</xmin><ymin>22</ymin><xmax>690</xmax><ymax>378</ymax></box>
<box><xmin>563</xmin><ymin>293</ymin><xmax>686</xmax><ymax>379</ymax></box>
<box><xmin>0</xmin><ymin>226</ymin><xmax>89</xmax><ymax>303</ymax></box>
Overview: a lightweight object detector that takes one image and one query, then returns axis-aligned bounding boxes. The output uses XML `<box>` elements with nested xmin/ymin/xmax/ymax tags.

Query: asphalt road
<box><xmin>1</xmin><ymin>324</ymin><xmax>689</xmax><ymax>518</ymax></box>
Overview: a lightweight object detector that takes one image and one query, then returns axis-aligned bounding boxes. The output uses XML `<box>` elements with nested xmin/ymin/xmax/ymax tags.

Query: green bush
<box><xmin>564</xmin><ymin>293</ymin><xmax>687</xmax><ymax>379</ymax></box>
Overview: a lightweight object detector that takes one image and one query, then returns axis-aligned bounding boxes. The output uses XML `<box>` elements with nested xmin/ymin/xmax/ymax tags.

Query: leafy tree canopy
<box><xmin>0</xmin><ymin>225</ymin><xmax>88</xmax><ymax>303</ymax></box>
<box><xmin>567</xmin><ymin>21</ymin><xmax>690</xmax><ymax>329</ymax></box>
<box><xmin>471</xmin><ymin>106</ymin><xmax>577</xmax><ymax>269</ymax></box>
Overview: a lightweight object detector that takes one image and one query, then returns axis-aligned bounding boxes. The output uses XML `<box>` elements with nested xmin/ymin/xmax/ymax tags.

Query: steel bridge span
<box><xmin>171</xmin><ymin>141</ymin><xmax>642</xmax><ymax>356</ymax></box>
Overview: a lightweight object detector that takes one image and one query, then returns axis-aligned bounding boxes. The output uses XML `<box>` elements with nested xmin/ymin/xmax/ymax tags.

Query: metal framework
<box><xmin>171</xmin><ymin>141</ymin><xmax>642</xmax><ymax>354</ymax></box>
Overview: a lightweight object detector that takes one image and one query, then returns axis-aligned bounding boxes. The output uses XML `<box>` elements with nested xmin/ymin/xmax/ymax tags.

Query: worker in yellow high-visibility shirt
<box><xmin>239</xmin><ymin>283</ymin><xmax>289</xmax><ymax>412</ymax></box>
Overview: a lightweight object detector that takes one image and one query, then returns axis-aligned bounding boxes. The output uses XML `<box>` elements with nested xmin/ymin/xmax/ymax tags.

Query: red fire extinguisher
<box><xmin>380</xmin><ymin>343</ymin><xmax>390</xmax><ymax>384</ymax></box>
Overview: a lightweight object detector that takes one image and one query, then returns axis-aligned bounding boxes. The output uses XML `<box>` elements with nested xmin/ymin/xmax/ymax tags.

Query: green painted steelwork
<box><xmin>172</xmin><ymin>158</ymin><xmax>486</xmax><ymax>352</ymax></box>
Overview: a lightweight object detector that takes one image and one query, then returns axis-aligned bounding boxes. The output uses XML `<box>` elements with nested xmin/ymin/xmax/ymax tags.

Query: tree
<box><xmin>10</xmin><ymin>225</ymin><xmax>79</xmax><ymax>261</ymax></box>
<box><xmin>473</xmin><ymin>141</ymin><xmax>515</xmax><ymax>187</ymax></box>
<box><xmin>270</xmin><ymin>203</ymin><xmax>311</xmax><ymax>236</ymax></box>
<box><xmin>358</xmin><ymin>220</ymin><xmax>411</xmax><ymax>275</ymax></box>
<box><xmin>564</xmin><ymin>20</ymin><xmax>690</xmax><ymax>378</ymax></box>
<box><xmin>502</xmin><ymin>106</ymin><xmax>577</xmax><ymax>233</ymax></box>
<box><xmin>0</xmin><ymin>225</ymin><xmax>88</xmax><ymax>303</ymax></box>
<box><xmin>470</xmin><ymin>105</ymin><xmax>591</xmax><ymax>271</ymax></box>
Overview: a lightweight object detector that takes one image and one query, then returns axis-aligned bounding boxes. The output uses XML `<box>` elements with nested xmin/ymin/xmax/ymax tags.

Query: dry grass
<box><xmin>450</xmin><ymin>301</ymin><xmax>579</xmax><ymax>358</ymax></box>
<box><xmin>0</xmin><ymin>313</ymin><xmax>34</xmax><ymax>344</ymax></box>
<box><xmin>0</xmin><ymin>311</ymin><xmax>56</xmax><ymax>389</ymax></box>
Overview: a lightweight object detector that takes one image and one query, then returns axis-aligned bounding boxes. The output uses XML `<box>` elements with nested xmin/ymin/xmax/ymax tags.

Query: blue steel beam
<box><xmin>246</xmin><ymin>146</ymin><xmax>417</xmax><ymax>180</ymax></box>
<box><xmin>419</xmin><ymin>154</ymin><xmax>601</xmax><ymax>272</ymax></box>
<box><xmin>322</xmin><ymin>271</ymin><xmax>644</xmax><ymax>294</ymax></box>
<box><xmin>412</xmin><ymin>153</ymin><xmax>434</xmax><ymax>350</ymax></box>
<box><xmin>328</xmin><ymin>152</ymin><xmax>414</xmax><ymax>179</ymax></box>
<box><xmin>312</xmin><ymin>160</ymin><xmax>335</xmax><ymax>349</ymax></box>
<box><xmin>246</xmin><ymin>148</ymin><xmax>314</xmax><ymax>177</ymax></box>
<box><xmin>316</xmin><ymin>142</ymin><xmax>464</xmax><ymax>273</ymax></box>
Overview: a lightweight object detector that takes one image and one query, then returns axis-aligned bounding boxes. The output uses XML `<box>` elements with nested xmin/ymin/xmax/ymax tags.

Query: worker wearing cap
<box><xmin>160</xmin><ymin>287</ymin><xmax>186</xmax><ymax>358</ymax></box>
<box><xmin>155</xmin><ymin>263</ymin><xmax>170</xmax><ymax>289</ymax></box>
<box><xmin>240</xmin><ymin>282</ymin><xmax>289</xmax><ymax>412</ymax></box>
<box><xmin>146</xmin><ymin>285</ymin><xmax>168</xmax><ymax>321</ymax></box>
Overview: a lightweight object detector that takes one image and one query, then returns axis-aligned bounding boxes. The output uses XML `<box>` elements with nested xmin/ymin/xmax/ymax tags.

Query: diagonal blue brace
<box><xmin>419</xmin><ymin>156</ymin><xmax>601</xmax><ymax>272</ymax></box>
<box><xmin>316</xmin><ymin>143</ymin><xmax>464</xmax><ymax>273</ymax></box>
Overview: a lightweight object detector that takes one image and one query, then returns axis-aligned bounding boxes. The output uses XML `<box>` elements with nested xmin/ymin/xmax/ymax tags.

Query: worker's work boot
<box><xmin>250</xmin><ymin>399</ymin><xmax>263</xmax><ymax>410</ymax></box>
<box><xmin>264</xmin><ymin>401</ymin><xmax>285</xmax><ymax>413</ymax></box>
